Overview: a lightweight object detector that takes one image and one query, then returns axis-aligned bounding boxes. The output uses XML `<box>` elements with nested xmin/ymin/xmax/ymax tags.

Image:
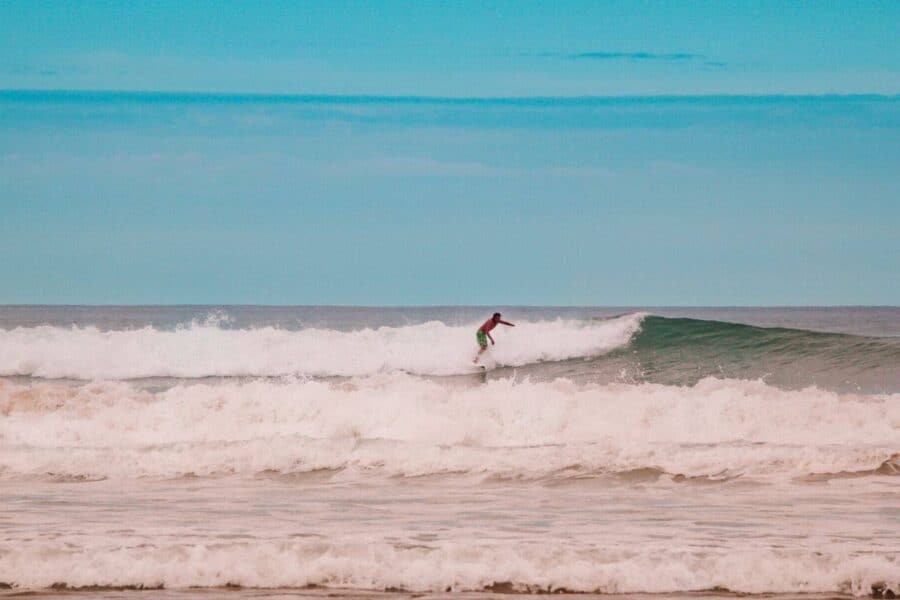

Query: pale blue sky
<box><xmin>1</xmin><ymin>2</ymin><xmax>898</xmax><ymax>305</ymax></box>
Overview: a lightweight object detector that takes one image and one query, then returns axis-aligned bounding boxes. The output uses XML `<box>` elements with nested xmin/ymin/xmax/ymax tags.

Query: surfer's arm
<box><xmin>487</xmin><ymin>331</ymin><xmax>495</xmax><ymax>345</ymax></box>
<box><xmin>499</xmin><ymin>320</ymin><xmax>514</xmax><ymax>327</ymax></box>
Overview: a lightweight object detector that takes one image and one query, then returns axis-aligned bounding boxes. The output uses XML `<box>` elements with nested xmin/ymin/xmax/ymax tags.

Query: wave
<box><xmin>0</xmin><ymin>537</ymin><xmax>895</xmax><ymax>595</ymax></box>
<box><xmin>1</xmin><ymin>376</ymin><xmax>897</xmax><ymax>480</ymax></box>
<box><xmin>2</xmin><ymin>311</ymin><xmax>898</xmax><ymax>392</ymax></box>
<box><xmin>630</xmin><ymin>315</ymin><xmax>900</xmax><ymax>375</ymax></box>
<box><xmin>617</xmin><ymin>315</ymin><xmax>900</xmax><ymax>392</ymax></box>
<box><xmin>0</xmin><ymin>313</ymin><xmax>643</xmax><ymax>379</ymax></box>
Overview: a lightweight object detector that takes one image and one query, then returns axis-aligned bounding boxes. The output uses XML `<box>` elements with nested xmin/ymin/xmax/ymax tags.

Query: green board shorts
<box><xmin>476</xmin><ymin>330</ymin><xmax>488</xmax><ymax>347</ymax></box>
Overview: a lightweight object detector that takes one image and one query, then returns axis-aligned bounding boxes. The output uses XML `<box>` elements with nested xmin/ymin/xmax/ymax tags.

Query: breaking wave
<box><xmin>0</xmin><ymin>313</ymin><xmax>643</xmax><ymax>379</ymax></box>
<box><xmin>1</xmin><ymin>376</ymin><xmax>897</xmax><ymax>480</ymax></box>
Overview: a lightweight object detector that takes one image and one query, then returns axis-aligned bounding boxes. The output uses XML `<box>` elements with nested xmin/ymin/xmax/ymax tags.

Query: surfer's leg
<box><xmin>474</xmin><ymin>345</ymin><xmax>487</xmax><ymax>363</ymax></box>
<box><xmin>474</xmin><ymin>331</ymin><xmax>488</xmax><ymax>363</ymax></box>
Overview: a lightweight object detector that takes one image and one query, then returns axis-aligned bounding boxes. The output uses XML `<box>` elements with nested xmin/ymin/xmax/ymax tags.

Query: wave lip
<box><xmin>0</xmin><ymin>313</ymin><xmax>644</xmax><ymax>380</ymax></box>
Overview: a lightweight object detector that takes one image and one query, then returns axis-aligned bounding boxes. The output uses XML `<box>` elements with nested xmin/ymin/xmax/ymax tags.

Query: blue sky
<box><xmin>3</xmin><ymin>1</ymin><xmax>900</xmax><ymax>96</ymax></box>
<box><xmin>1</xmin><ymin>2</ymin><xmax>898</xmax><ymax>305</ymax></box>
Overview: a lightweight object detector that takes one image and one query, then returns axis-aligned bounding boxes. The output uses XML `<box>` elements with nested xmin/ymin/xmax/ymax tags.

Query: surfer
<box><xmin>474</xmin><ymin>312</ymin><xmax>515</xmax><ymax>363</ymax></box>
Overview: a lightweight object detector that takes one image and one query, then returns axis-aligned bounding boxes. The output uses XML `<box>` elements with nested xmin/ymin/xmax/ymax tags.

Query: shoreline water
<box><xmin>0</xmin><ymin>591</ymin><xmax>880</xmax><ymax>600</ymax></box>
<box><xmin>0</xmin><ymin>590</ymin><xmax>886</xmax><ymax>599</ymax></box>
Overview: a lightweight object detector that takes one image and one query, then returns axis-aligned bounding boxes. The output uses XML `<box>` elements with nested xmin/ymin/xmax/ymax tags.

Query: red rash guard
<box><xmin>478</xmin><ymin>319</ymin><xmax>499</xmax><ymax>333</ymax></box>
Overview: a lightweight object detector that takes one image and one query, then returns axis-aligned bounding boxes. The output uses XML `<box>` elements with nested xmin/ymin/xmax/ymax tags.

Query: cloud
<box><xmin>570</xmin><ymin>51</ymin><xmax>700</xmax><ymax>61</ymax></box>
<box><xmin>324</xmin><ymin>157</ymin><xmax>618</xmax><ymax>179</ymax></box>
<box><xmin>342</xmin><ymin>157</ymin><xmax>505</xmax><ymax>177</ymax></box>
<box><xmin>648</xmin><ymin>160</ymin><xmax>715</xmax><ymax>177</ymax></box>
<box><xmin>533</xmin><ymin>51</ymin><xmax>722</xmax><ymax>66</ymax></box>
<box><xmin>7</xmin><ymin>65</ymin><xmax>62</xmax><ymax>77</ymax></box>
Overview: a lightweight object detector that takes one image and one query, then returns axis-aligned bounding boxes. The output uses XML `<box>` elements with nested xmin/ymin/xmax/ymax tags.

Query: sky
<box><xmin>3</xmin><ymin>1</ymin><xmax>900</xmax><ymax>96</ymax></box>
<box><xmin>1</xmin><ymin>2</ymin><xmax>898</xmax><ymax>305</ymax></box>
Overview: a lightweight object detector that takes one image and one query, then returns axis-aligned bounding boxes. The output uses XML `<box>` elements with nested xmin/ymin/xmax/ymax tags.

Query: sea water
<box><xmin>0</xmin><ymin>306</ymin><xmax>898</xmax><ymax>597</ymax></box>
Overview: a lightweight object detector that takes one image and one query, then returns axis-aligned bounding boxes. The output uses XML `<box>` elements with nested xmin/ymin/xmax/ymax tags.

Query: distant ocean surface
<box><xmin>1</xmin><ymin>306</ymin><xmax>898</xmax><ymax>598</ymax></box>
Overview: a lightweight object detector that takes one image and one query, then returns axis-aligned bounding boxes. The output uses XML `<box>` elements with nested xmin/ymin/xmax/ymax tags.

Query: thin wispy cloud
<box><xmin>8</xmin><ymin>65</ymin><xmax>62</xmax><ymax>77</ymax></box>
<box><xmin>533</xmin><ymin>51</ymin><xmax>722</xmax><ymax>66</ymax></box>
<box><xmin>570</xmin><ymin>51</ymin><xmax>700</xmax><ymax>61</ymax></box>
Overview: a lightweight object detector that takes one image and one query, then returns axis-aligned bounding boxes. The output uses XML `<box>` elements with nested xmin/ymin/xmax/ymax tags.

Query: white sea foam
<box><xmin>1</xmin><ymin>376</ymin><xmax>896</xmax><ymax>479</ymax></box>
<box><xmin>0</xmin><ymin>537</ymin><xmax>896</xmax><ymax>594</ymax></box>
<box><xmin>0</xmin><ymin>314</ymin><xmax>642</xmax><ymax>379</ymax></box>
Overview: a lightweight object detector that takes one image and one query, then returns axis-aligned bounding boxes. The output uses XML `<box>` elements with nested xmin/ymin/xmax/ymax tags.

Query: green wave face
<box><xmin>619</xmin><ymin>316</ymin><xmax>900</xmax><ymax>392</ymax></box>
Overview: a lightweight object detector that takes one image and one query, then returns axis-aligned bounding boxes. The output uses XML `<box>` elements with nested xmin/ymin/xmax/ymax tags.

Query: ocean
<box><xmin>0</xmin><ymin>306</ymin><xmax>898</xmax><ymax>599</ymax></box>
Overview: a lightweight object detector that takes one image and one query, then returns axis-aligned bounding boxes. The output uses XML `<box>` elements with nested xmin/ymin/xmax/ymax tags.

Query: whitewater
<box><xmin>1</xmin><ymin>376</ymin><xmax>897</xmax><ymax>480</ymax></box>
<box><xmin>0</xmin><ymin>306</ymin><xmax>898</xmax><ymax>598</ymax></box>
<box><xmin>0</xmin><ymin>313</ymin><xmax>643</xmax><ymax>379</ymax></box>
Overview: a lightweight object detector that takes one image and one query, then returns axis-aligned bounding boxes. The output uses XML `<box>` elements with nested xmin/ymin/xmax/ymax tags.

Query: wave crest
<box><xmin>0</xmin><ymin>313</ymin><xmax>643</xmax><ymax>379</ymax></box>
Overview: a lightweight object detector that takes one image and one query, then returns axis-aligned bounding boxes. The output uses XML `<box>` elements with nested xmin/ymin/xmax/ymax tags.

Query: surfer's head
<box><xmin>493</xmin><ymin>312</ymin><xmax>502</xmax><ymax>321</ymax></box>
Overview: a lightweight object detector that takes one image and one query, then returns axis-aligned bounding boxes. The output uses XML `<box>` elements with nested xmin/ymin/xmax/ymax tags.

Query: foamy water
<box><xmin>0</xmin><ymin>307</ymin><xmax>898</xmax><ymax>596</ymax></box>
<box><xmin>1</xmin><ymin>376</ymin><xmax>897</xmax><ymax>480</ymax></box>
<box><xmin>0</xmin><ymin>314</ymin><xmax>643</xmax><ymax>379</ymax></box>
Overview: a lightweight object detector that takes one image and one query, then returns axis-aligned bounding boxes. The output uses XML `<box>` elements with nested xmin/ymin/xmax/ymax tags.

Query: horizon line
<box><xmin>2</xmin><ymin>88</ymin><xmax>899</xmax><ymax>105</ymax></box>
<box><xmin>1</xmin><ymin>303</ymin><xmax>897</xmax><ymax>309</ymax></box>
